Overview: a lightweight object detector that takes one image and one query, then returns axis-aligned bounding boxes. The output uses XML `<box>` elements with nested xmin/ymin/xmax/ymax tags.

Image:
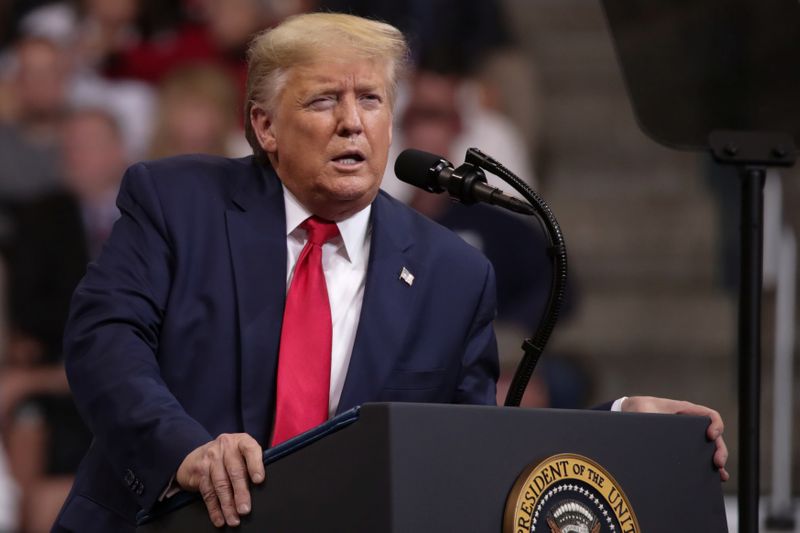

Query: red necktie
<box><xmin>272</xmin><ymin>216</ymin><xmax>340</xmax><ymax>445</ymax></box>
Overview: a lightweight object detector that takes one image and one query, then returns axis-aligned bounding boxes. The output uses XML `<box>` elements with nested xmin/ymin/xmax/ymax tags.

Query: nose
<box><xmin>336</xmin><ymin>95</ymin><xmax>364</xmax><ymax>138</ymax></box>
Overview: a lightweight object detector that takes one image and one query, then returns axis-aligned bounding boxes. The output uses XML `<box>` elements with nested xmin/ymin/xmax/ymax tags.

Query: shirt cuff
<box><xmin>610</xmin><ymin>396</ymin><xmax>628</xmax><ymax>412</ymax></box>
<box><xmin>158</xmin><ymin>475</ymin><xmax>181</xmax><ymax>501</ymax></box>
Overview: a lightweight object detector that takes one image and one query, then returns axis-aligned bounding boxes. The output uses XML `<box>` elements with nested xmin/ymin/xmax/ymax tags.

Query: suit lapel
<box><xmin>337</xmin><ymin>194</ymin><xmax>419</xmax><ymax>412</ymax></box>
<box><xmin>225</xmin><ymin>162</ymin><xmax>286</xmax><ymax>443</ymax></box>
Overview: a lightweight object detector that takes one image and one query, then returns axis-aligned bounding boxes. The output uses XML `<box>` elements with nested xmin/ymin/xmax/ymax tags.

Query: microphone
<box><xmin>394</xmin><ymin>148</ymin><xmax>535</xmax><ymax>216</ymax></box>
<box><xmin>397</xmin><ymin>147</ymin><xmax>568</xmax><ymax>408</ymax></box>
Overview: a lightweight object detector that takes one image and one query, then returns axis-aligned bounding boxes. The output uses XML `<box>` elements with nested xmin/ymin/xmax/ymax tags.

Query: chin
<box><xmin>314</xmin><ymin>181</ymin><xmax>379</xmax><ymax>218</ymax></box>
<box><xmin>327</xmin><ymin>175</ymin><xmax>379</xmax><ymax>201</ymax></box>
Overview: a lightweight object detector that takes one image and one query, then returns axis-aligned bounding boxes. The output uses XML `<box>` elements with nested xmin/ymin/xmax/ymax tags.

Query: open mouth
<box><xmin>332</xmin><ymin>151</ymin><xmax>366</xmax><ymax>166</ymax></box>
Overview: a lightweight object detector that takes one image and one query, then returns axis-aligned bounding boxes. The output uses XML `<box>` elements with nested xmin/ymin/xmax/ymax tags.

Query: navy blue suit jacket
<box><xmin>55</xmin><ymin>155</ymin><xmax>499</xmax><ymax>531</ymax></box>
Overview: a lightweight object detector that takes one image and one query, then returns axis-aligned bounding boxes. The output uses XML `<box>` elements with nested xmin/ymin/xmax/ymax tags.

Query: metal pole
<box><xmin>767</xmin><ymin>228</ymin><xmax>796</xmax><ymax>529</ymax></box>
<box><xmin>738</xmin><ymin>166</ymin><xmax>765</xmax><ymax>533</ymax></box>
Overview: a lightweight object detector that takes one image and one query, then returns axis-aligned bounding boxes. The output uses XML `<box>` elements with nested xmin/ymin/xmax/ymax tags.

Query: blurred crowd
<box><xmin>0</xmin><ymin>1</ymin><xmax>586</xmax><ymax>531</ymax></box>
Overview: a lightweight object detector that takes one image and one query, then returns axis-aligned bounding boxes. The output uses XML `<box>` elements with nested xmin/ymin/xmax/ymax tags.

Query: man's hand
<box><xmin>622</xmin><ymin>396</ymin><xmax>729</xmax><ymax>482</ymax></box>
<box><xmin>176</xmin><ymin>433</ymin><xmax>265</xmax><ymax>528</ymax></box>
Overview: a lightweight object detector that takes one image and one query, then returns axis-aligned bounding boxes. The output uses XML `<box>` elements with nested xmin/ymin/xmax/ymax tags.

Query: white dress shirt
<box><xmin>282</xmin><ymin>188</ymin><xmax>372</xmax><ymax>417</ymax></box>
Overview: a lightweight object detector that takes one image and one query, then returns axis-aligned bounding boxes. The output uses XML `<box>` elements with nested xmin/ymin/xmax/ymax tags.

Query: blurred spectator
<box><xmin>17</xmin><ymin>0</ymin><xmax>183</xmax><ymax>72</ymax></box>
<box><xmin>13</xmin><ymin>2</ymin><xmax>159</xmax><ymax>160</ymax></box>
<box><xmin>102</xmin><ymin>0</ymin><xmax>309</xmax><ymax>109</ymax></box>
<box><xmin>0</xmin><ymin>36</ymin><xmax>67</xmax><ymax>198</ymax></box>
<box><xmin>69</xmin><ymin>69</ymin><xmax>156</xmax><ymax>161</ymax></box>
<box><xmin>99</xmin><ymin>2</ymin><xmax>217</xmax><ymax>83</ymax></box>
<box><xmin>3</xmin><ymin>107</ymin><xmax>125</xmax><ymax>533</ymax></box>
<box><xmin>200</xmin><ymin>0</ymin><xmax>302</xmax><ymax>53</ymax></box>
<box><xmin>149</xmin><ymin>64</ymin><xmax>247</xmax><ymax>159</ymax></box>
<box><xmin>318</xmin><ymin>0</ymin><xmax>513</xmax><ymax>75</ymax></box>
<box><xmin>70</xmin><ymin>0</ymin><xmax>141</xmax><ymax>71</ymax></box>
<box><xmin>0</xmin><ymin>36</ymin><xmax>69</xmax><ymax>252</ymax></box>
<box><xmin>476</xmin><ymin>49</ymin><xmax>542</xmax><ymax>167</ymax></box>
<box><xmin>7</xmin><ymin>106</ymin><xmax>124</xmax><ymax>365</ymax></box>
<box><xmin>383</xmin><ymin>68</ymin><xmax>535</xmax><ymax>203</ymax></box>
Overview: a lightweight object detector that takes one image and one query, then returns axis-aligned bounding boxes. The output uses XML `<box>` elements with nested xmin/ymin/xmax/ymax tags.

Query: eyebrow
<box><xmin>301</xmin><ymin>83</ymin><xmax>385</xmax><ymax>101</ymax></box>
<box><xmin>301</xmin><ymin>71</ymin><xmax>385</xmax><ymax>90</ymax></box>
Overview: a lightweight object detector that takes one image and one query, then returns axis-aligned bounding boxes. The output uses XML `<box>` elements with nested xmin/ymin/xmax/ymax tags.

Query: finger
<box><xmin>224</xmin><ymin>442</ymin><xmax>252</xmax><ymax>516</ymax></box>
<box><xmin>211</xmin><ymin>451</ymin><xmax>240</xmax><ymax>527</ymax></box>
<box><xmin>703</xmin><ymin>408</ymin><xmax>725</xmax><ymax>441</ymax></box>
<box><xmin>239</xmin><ymin>437</ymin><xmax>265</xmax><ymax>484</ymax></box>
<box><xmin>712</xmin><ymin>434</ymin><xmax>729</xmax><ymax>482</ymax></box>
<box><xmin>199</xmin><ymin>474</ymin><xmax>225</xmax><ymax>528</ymax></box>
<box><xmin>713</xmin><ymin>435</ymin><xmax>729</xmax><ymax>470</ymax></box>
<box><xmin>674</xmin><ymin>402</ymin><xmax>723</xmax><ymax>440</ymax></box>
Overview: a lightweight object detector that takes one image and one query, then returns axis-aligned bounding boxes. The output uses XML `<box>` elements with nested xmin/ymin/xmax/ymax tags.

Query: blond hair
<box><xmin>244</xmin><ymin>12</ymin><xmax>409</xmax><ymax>160</ymax></box>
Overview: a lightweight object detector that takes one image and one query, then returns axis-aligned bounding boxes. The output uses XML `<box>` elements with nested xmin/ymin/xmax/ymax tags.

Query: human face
<box><xmin>61</xmin><ymin>113</ymin><xmax>125</xmax><ymax>201</ymax></box>
<box><xmin>15</xmin><ymin>40</ymin><xmax>68</xmax><ymax>118</ymax></box>
<box><xmin>251</xmin><ymin>56</ymin><xmax>393</xmax><ymax>221</ymax></box>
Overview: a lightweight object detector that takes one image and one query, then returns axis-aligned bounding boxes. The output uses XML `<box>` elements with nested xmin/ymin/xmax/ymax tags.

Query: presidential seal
<box><xmin>503</xmin><ymin>454</ymin><xmax>640</xmax><ymax>533</ymax></box>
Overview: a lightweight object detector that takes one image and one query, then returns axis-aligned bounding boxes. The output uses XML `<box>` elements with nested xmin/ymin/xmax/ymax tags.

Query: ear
<box><xmin>250</xmin><ymin>105</ymin><xmax>278</xmax><ymax>154</ymax></box>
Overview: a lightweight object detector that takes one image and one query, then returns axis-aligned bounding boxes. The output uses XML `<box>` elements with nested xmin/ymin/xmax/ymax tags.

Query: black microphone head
<box><xmin>394</xmin><ymin>148</ymin><xmax>452</xmax><ymax>193</ymax></box>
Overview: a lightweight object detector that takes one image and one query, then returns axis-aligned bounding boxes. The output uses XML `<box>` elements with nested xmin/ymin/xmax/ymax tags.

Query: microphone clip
<box><xmin>446</xmin><ymin>162</ymin><xmax>488</xmax><ymax>205</ymax></box>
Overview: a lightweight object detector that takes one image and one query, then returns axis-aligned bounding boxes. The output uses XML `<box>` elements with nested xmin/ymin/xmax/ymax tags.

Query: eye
<box><xmin>307</xmin><ymin>96</ymin><xmax>336</xmax><ymax>110</ymax></box>
<box><xmin>360</xmin><ymin>93</ymin><xmax>383</xmax><ymax>108</ymax></box>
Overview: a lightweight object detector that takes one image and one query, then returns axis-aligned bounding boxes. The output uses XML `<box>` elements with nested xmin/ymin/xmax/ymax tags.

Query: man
<box><xmin>8</xmin><ymin>107</ymin><xmax>124</xmax><ymax>364</ymax></box>
<box><xmin>54</xmin><ymin>13</ymin><xmax>727</xmax><ymax>532</ymax></box>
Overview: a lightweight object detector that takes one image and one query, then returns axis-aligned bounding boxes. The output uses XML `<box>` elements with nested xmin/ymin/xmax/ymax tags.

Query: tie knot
<box><xmin>301</xmin><ymin>216</ymin><xmax>340</xmax><ymax>245</ymax></box>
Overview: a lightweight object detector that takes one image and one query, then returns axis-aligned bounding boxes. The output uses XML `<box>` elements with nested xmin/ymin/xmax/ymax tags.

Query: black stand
<box><xmin>738</xmin><ymin>166</ymin><xmax>765</xmax><ymax>533</ymax></box>
<box><xmin>599</xmin><ymin>1</ymin><xmax>800</xmax><ymax>527</ymax></box>
<box><xmin>709</xmin><ymin>131</ymin><xmax>796</xmax><ymax>533</ymax></box>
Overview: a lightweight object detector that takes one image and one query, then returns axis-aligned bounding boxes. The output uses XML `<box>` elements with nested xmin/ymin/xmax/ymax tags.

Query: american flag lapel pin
<box><xmin>399</xmin><ymin>267</ymin><xmax>414</xmax><ymax>286</ymax></box>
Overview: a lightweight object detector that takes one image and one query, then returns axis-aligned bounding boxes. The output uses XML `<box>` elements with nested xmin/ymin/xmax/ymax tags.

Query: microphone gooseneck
<box><xmin>394</xmin><ymin>147</ymin><xmax>568</xmax><ymax>407</ymax></box>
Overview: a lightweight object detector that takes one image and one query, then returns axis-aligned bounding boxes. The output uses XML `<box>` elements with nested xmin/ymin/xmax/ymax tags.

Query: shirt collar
<box><xmin>282</xmin><ymin>186</ymin><xmax>372</xmax><ymax>264</ymax></box>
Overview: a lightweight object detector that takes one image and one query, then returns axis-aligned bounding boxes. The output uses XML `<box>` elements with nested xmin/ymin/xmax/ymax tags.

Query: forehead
<box><xmin>284</xmin><ymin>55</ymin><xmax>391</xmax><ymax>93</ymax></box>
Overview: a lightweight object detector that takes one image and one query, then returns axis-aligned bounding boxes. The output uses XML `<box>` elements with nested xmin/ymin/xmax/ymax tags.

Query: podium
<box><xmin>138</xmin><ymin>403</ymin><xmax>727</xmax><ymax>532</ymax></box>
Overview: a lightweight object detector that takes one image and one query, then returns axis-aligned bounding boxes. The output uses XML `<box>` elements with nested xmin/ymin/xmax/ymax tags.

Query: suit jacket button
<box><xmin>123</xmin><ymin>469</ymin><xmax>135</xmax><ymax>486</ymax></box>
<box><xmin>136</xmin><ymin>483</ymin><xmax>145</xmax><ymax>496</ymax></box>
